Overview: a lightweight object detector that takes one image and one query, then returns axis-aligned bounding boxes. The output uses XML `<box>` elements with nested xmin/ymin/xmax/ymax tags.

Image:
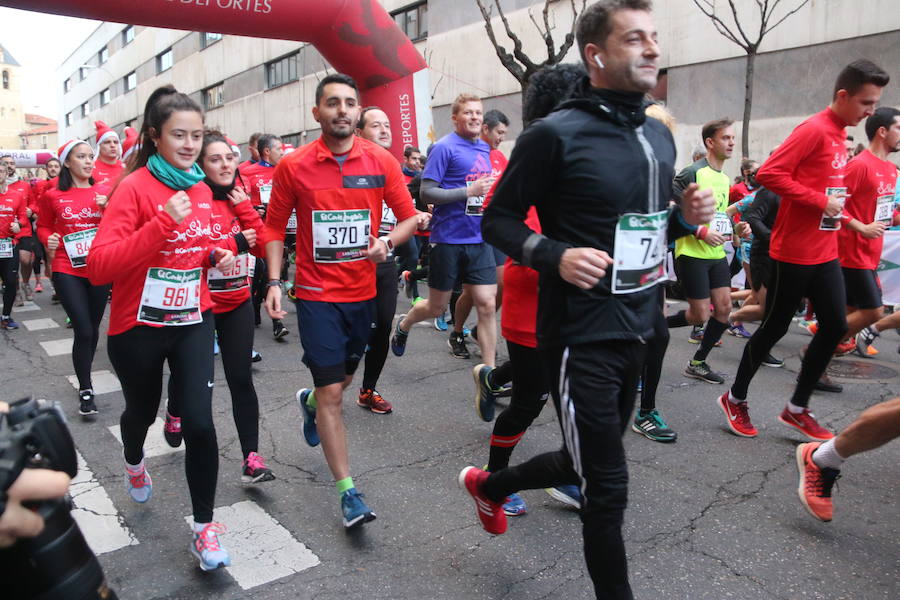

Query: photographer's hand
<box><xmin>0</xmin><ymin>468</ymin><xmax>71</xmax><ymax>548</ymax></box>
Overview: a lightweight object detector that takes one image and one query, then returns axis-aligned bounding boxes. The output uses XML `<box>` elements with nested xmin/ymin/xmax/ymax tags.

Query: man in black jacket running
<box><xmin>457</xmin><ymin>1</ymin><xmax>715</xmax><ymax>598</ymax></box>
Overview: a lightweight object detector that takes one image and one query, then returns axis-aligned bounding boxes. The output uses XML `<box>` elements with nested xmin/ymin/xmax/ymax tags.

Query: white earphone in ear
<box><xmin>594</xmin><ymin>55</ymin><xmax>605</xmax><ymax>69</ymax></box>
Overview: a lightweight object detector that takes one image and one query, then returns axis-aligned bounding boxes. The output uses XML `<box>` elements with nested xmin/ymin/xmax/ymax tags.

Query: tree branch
<box><xmin>764</xmin><ymin>0</ymin><xmax>811</xmax><ymax>36</ymax></box>
<box><xmin>552</xmin><ymin>0</ymin><xmax>585</xmax><ymax>64</ymax></box>
<box><xmin>691</xmin><ymin>0</ymin><xmax>748</xmax><ymax>50</ymax></box>
<box><xmin>474</xmin><ymin>0</ymin><xmax>526</xmax><ymax>83</ymax></box>
<box><xmin>726</xmin><ymin>0</ymin><xmax>754</xmax><ymax>47</ymax></box>
<box><xmin>493</xmin><ymin>0</ymin><xmax>540</xmax><ymax>73</ymax></box>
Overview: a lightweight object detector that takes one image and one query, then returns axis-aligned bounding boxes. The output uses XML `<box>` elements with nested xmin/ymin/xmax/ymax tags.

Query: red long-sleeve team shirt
<box><xmin>757</xmin><ymin>108</ymin><xmax>848</xmax><ymax>265</ymax></box>
<box><xmin>501</xmin><ymin>207</ymin><xmax>541</xmax><ymax>349</ymax></box>
<box><xmin>838</xmin><ymin>149</ymin><xmax>898</xmax><ymax>270</ymax></box>
<box><xmin>37</xmin><ymin>184</ymin><xmax>110</xmax><ymax>277</ymax></box>
<box><xmin>206</xmin><ymin>195</ymin><xmax>268</xmax><ymax>314</ymax></box>
<box><xmin>241</xmin><ymin>161</ymin><xmax>275</xmax><ymax>207</ymax></box>
<box><xmin>0</xmin><ymin>187</ymin><xmax>28</xmax><ymax>240</ymax></box>
<box><xmin>87</xmin><ymin>167</ymin><xmax>236</xmax><ymax>335</ymax></box>
<box><xmin>266</xmin><ymin>136</ymin><xmax>417</xmax><ymax>303</ymax></box>
<box><xmin>92</xmin><ymin>160</ymin><xmax>125</xmax><ymax>188</ymax></box>
<box><xmin>8</xmin><ymin>180</ymin><xmax>32</xmax><ymax>239</ymax></box>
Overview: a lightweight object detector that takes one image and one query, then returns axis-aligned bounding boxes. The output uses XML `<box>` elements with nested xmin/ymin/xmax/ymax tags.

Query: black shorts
<box><xmin>428</xmin><ymin>242</ymin><xmax>497</xmax><ymax>291</ymax></box>
<box><xmin>749</xmin><ymin>254</ymin><xmax>771</xmax><ymax>293</ymax></box>
<box><xmin>16</xmin><ymin>236</ymin><xmax>35</xmax><ymax>252</ymax></box>
<box><xmin>296</xmin><ymin>299</ymin><xmax>374</xmax><ymax>387</ymax></box>
<box><xmin>842</xmin><ymin>267</ymin><xmax>882</xmax><ymax>309</ymax></box>
<box><xmin>491</xmin><ymin>245</ymin><xmax>507</xmax><ymax>267</ymax></box>
<box><xmin>675</xmin><ymin>255</ymin><xmax>730</xmax><ymax>299</ymax></box>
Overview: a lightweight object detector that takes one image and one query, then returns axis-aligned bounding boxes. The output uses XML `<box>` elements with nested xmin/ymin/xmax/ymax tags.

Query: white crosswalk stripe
<box><xmin>22</xmin><ymin>317</ymin><xmax>59</xmax><ymax>330</ymax></box>
<box><xmin>40</xmin><ymin>337</ymin><xmax>74</xmax><ymax>356</ymax></box>
<box><xmin>71</xmin><ymin>451</ymin><xmax>139</xmax><ymax>555</ymax></box>
<box><xmin>107</xmin><ymin>416</ymin><xmax>184</xmax><ymax>457</ymax></box>
<box><xmin>67</xmin><ymin>369</ymin><xmax>121</xmax><ymax>394</ymax></box>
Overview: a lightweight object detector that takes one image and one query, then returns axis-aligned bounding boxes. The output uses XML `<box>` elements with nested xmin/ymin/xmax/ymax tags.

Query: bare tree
<box><xmin>475</xmin><ymin>0</ymin><xmax>587</xmax><ymax>98</ymax></box>
<box><xmin>692</xmin><ymin>0</ymin><xmax>811</xmax><ymax>157</ymax></box>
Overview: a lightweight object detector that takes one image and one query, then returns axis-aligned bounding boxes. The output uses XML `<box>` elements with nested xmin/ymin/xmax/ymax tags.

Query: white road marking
<box><xmin>185</xmin><ymin>500</ymin><xmax>320</xmax><ymax>589</ymax></box>
<box><xmin>16</xmin><ymin>301</ymin><xmax>41</xmax><ymax>312</ymax></box>
<box><xmin>22</xmin><ymin>317</ymin><xmax>59</xmax><ymax>330</ymax></box>
<box><xmin>67</xmin><ymin>370</ymin><xmax>121</xmax><ymax>394</ymax></box>
<box><xmin>108</xmin><ymin>416</ymin><xmax>184</xmax><ymax>457</ymax></box>
<box><xmin>71</xmin><ymin>451</ymin><xmax>139</xmax><ymax>555</ymax></box>
<box><xmin>40</xmin><ymin>337</ymin><xmax>74</xmax><ymax>356</ymax></box>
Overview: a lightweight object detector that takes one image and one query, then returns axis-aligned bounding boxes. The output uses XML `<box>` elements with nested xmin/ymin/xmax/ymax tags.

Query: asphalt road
<box><xmin>3</xmin><ymin>285</ymin><xmax>898</xmax><ymax>600</ymax></box>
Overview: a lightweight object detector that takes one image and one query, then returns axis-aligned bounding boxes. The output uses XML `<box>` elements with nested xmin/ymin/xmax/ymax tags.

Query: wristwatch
<box><xmin>379</xmin><ymin>236</ymin><xmax>394</xmax><ymax>252</ymax></box>
<box><xmin>267</xmin><ymin>279</ymin><xmax>283</xmax><ymax>288</ymax></box>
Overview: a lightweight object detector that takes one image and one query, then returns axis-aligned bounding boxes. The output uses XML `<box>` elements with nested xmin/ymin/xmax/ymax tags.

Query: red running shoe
<box><xmin>458</xmin><ymin>466</ymin><xmax>506</xmax><ymax>534</ymax></box>
<box><xmin>357</xmin><ymin>388</ymin><xmax>393</xmax><ymax>414</ymax></box>
<box><xmin>795</xmin><ymin>442</ymin><xmax>839</xmax><ymax>522</ymax></box>
<box><xmin>778</xmin><ymin>407</ymin><xmax>834</xmax><ymax>441</ymax></box>
<box><xmin>716</xmin><ymin>391</ymin><xmax>758</xmax><ymax>437</ymax></box>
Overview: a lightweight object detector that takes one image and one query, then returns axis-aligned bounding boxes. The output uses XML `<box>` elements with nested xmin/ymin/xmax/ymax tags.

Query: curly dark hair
<box><xmin>522</xmin><ymin>63</ymin><xmax>586</xmax><ymax>125</ymax></box>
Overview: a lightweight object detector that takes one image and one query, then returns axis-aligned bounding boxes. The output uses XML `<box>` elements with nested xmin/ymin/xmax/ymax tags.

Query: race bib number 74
<box><xmin>611</xmin><ymin>209</ymin><xmax>669</xmax><ymax>294</ymax></box>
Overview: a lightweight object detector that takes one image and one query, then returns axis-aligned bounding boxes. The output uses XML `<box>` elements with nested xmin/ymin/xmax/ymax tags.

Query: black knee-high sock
<box><xmin>667</xmin><ymin>310</ymin><xmax>689</xmax><ymax>328</ymax></box>
<box><xmin>693</xmin><ymin>317</ymin><xmax>728</xmax><ymax>361</ymax></box>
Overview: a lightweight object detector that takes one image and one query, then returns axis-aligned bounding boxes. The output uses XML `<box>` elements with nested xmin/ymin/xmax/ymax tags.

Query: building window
<box><xmin>203</xmin><ymin>82</ymin><xmax>225</xmax><ymax>110</ymax></box>
<box><xmin>392</xmin><ymin>2</ymin><xmax>427</xmax><ymax>41</ymax></box>
<box><xmin>100</xmin><ymin>88</ymin><xmax>111</xmax><ymax>106</ymax></box>
<box><xmin>41</xmin><ymin>134</ymin><xmax>47</xmax><ymax>149</ymax></box>
<box><xmin>124</xmin><ymin>71</ymin><xmax>137</xmax><ymax>92</ymax></box>
<box><xmin>122</xmin><ymin>25</ymin><xmax>134</xmax><ymax>45</ymax></box>
<box><xmin>79</xmin><ymin>66</ymin><xmax>88</xmax><ymax>81</ymax></box>
<box><xmin>2</xmin><ymin>70</ymin><xmax>8</xmax><ymax>90</ymax></box>
<box><xmin>81</xmin><ymin>101</ymin><xmax>90</xmax><ymax>118</ymax></box>
<box><xmin>20</xmin><ymin>136</ymin><xmax>27</xmax><ymax>149</ymax></box>
<box><xmin>64</xmin><ymin>78</ymin><xmax>71</xmax><ymax>93</ymax></box>
<box><xmin>98</xmin><ymin>46</ymin><xmax>109</xmax><ymax>64</ymax></box>
<box><xmin>265</xmin><ymin>52</ymin><xmax>299</xmax><ymax>89</ymax></box>
<box><xmin>201</xmin><ymin>32</ymin><xmax>223</xmax><ymax>48</ymax></box>
<box><xmin>65</xmin><ymin>112</ymin><xmax>73</xmax><ymax>126</ymax></box>
<box><xmin>157</xmin><ymin>48</ymin><xmax>173</xmax><ymax>73</ymax></box>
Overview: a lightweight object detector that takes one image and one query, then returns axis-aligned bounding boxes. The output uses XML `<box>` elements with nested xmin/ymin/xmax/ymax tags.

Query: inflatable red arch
<box><xmin>5</xmin><ymin>0</ymin><xmax>432</xmax><ymax>159</ymax></box>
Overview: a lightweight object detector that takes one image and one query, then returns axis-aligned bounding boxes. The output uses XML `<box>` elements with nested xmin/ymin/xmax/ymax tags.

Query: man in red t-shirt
<box><xmin>841</xmin><ymin>107</ymin><xmax>900</xmax><ymax>354</ymax></box>
<box><xmin>719</xmin><ymin>60</ymin><xmax>890</xmax><ymax>442</ymax></box>
<box><xmin>264</xmin><ymin>74</ymin><xmax>419</xmax><ymax>529</ymax></box>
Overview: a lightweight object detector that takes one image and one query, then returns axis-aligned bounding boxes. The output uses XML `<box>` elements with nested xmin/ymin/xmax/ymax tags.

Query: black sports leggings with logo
<box><xmin>52</xmin><ymin>272</ymin><xmax>110</xmax><ymax>391</ymax></box>
<box><xmin>1</xmin><ymin>251</ymin><xmax>19</xmax><ymax>315</ymax></box>
<box><xmin>362</xmin><ymin>260</ymin><xmax>398</xmax><ymax>390</ymax></box>
<box><xmin>108</xmin><ymin>312</ymin><xmax>218</xmax><ymax>523</ymax></box>
<box><xmin>731</xmin><ymin>259</ymin><xmax>847</xmax><ymax>407</ymax></box>
<box><xmin>484</xmin><ymin>341</ymin><xmax>646</xmax><ymax>600</ymax></box>
<box><xmin>168</xmin><ymin>299</ymin><xmax>260</xmax><ymax>459</ymax></box>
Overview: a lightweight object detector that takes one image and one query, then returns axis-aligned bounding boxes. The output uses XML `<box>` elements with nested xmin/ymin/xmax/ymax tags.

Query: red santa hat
<box><xmin>94</xmin><ymin>120</ymin><xmax>120</xmax><ymax>149</ymax></box>
<box><xmin>58</xmin><ymin>139</ymin><xmax>89</xmax><ymax>165</ymax></box>
<box><xmin>283</xmin><ymin>143</ymin><xmax>296</xmax><ymax>155</ymax></box>
<box><xmin>122</xmin><ymin>126</ymin><xmax>139</xmax><ymax>160</ymax></box>
<box><xmin>225</xmin><ymin>136</ymin><xmax>241</xmax><ymax>161</ymax></box>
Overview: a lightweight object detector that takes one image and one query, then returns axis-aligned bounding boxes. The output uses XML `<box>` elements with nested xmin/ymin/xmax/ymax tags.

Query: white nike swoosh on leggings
<box><xmin>207</xmin><ymin>381</ymin><xmax>214</xmax><ymax>388</ymax></box>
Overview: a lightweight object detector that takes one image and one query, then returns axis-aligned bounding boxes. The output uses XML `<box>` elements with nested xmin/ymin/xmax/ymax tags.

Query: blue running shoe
<box><xmin>503</xmin><ymin>493</ymin><xmax>527</xmax><ymax>516</ymax></box>
<box><xmin>190</xmin><ymin>522</ymin><xmax>231</xmax><ymax>571</ymax></box>
<box><xmin>125</xmin><ymin>464</ymin><xmax>153</xmax><ymax>503</ymax></box>
<box><xmin>0</xmin><ymin>317</ymin><xmax>19</xmax><ymax>330</ymax></box>
<box><xmin>391</xmin><ymin>318</ymin><xmax>409</xmax><ymax>356</ymax></box>
<box><xmin>295</xmin><ymin>389</ymin><xmax>320</xmax><ymax>447</ymax></box>
<box><xmin>473</xmin><ymin>364</ymin><xmax>496</xmax><ymax>422</ymax></box>
<box><xmin>433</xmin><ymin>314</ymin><xmax>448</xmax><ymax>331</ymax></box>
<box><xmin>544</xmin><ymin>484</ymin><xmax>582</xmax><ymax>508</ymax></box>
<box><xmin>341</xmin><ymin>488</ymin><xmax>376</xmax><ymax>528</ymax></box>
<box><xmin>213</xmin><ymin>334</ymin><xmax>220</xmax><ymax>355</ymax></box>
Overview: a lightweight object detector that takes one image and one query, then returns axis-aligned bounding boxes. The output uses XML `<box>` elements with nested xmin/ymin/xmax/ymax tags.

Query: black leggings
<box><xmin>732</xmin><ymin>259</ymin><xmax>847</xmax><ymax>407</ymax></box>
<box><xmin>1</xmin><ymin>253</ymin><xmax>18</xmax><ymax>316</ymax></box>
<box><xmin>362</xmin><ymin>260</ymin><xmax>398</xmax><ymax>390</ymax></box>
<box><xmin>108</xmin><ymin>312</ymin><xmax>218</xmax><ymax>523</ymax></box>
<box><xmin>487</xmin><ymin>341</ymin><xmax>549</xmax><ymax>472</ymax></box>
<box><xmin>485</xmin><ymin>341</ymin><xmax>645</xmax><ymax>600</ymax></box>
<box><xmin>641</xmin><ymin>300</ymin><xmax>669</xmax><ymax>412</ymax></box>
<box><xmin>169</xmin><ymin>300</ymin><xmax>260</xmax><ymax>459</ymax></box>
<box><xmin>52</xmin><ymin>272</ymin><xmax>110</xmax><ymax>391</ymax></box>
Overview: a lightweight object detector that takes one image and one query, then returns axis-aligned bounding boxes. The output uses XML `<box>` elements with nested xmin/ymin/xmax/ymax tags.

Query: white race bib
<box><xmin>286</xmin><ymin>210</ymin><xmax>297</xmax><ymax>234</ymax></box>
<box><xmin>820</xmin><ymin>187</ymin><xmax>847</xmax><ymax>231</ymax></box>
<box><xmin>137</xmin><ymin>267</ymin><xmax>202</xmax><ymax>326</ymax></box>
<box><xmin>380</xmin><ymin>202</ymin><xmax>397</xmax><ymax>235</ymax></box>
<box><xmin>611</xmin><ymin>209</ymin><xmax>669</xmax><ymax>294</ymax></box>
<box><xmin>259</xmin><ymin>184</ymin><xmax>271</xmax><ymax>206</ymax></box>
<box><xmin>207</xmin><ymin>254</ymin><xmax>251</xmax><ymax>292</ymax></box>
<box><xmin>711</xmin><ymin>212</ymin><xmax>733</xmax><ymax>239</ymax></box>
<box><xmin>0</xmin><ymin>237</ymin><xmax>12</xmax><ymax>259</ymax></box>
<box><xmin>62</xmin><ymin>227</ymin><xmax>97</xmax><ymax>268</ymax></box>
<box><xmin>248</xmin><ymin>255</ymin><xmax>257</xmax><ymax>277</ymax></box>
<box><xmin>465</xmin><ymin>182</ymin><xmax>485</xmax><ymax>216</ymax></box>
<box><xmin>311</xmin><ymin>209</ymin><xmax>370</xmax><ymax>263</ymax></box>
<box><xmin>875</xmin><ymin>194</ymin><xmax>894</xmax><ymax>225</ymax></box>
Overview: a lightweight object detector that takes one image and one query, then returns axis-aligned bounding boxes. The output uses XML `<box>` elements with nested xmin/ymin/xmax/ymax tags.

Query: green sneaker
<box><xmin>632</xmin><ymin>409</ymin><xmax>677</xmax><ymax>443</ymax></box>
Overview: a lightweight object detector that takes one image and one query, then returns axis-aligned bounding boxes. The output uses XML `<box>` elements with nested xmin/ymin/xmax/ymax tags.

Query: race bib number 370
<box><xmin>312</xmin><ymin>209</ymin><xmax>370</xmax><ymax>263</ymax></box>
<box><xmin>137</xmin><ymin>267</ymin><xmax>202</xmax><ymax>326</ymax></box>
<box><xmin>612</xmin><ymin>209</ymin><xmax>669</xmax><ymax>294</ymax></box>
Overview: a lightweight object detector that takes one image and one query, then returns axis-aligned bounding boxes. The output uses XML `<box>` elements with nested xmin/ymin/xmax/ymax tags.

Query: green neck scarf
<box><xmin>147</xmin><ymin>153</ymin><xmax>205</xmax><ymax>190</ymax></box>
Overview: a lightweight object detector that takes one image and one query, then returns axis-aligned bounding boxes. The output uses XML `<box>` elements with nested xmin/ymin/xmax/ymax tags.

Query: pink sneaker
<box><xmin>164</xmin><ymin>410</ymin><xmax>182</xmax><ymax>448</ymax></box>
<box><xmin>241</xmin><ymin>451</ymin><xmax>275</xmax><ymax>484</ymax></box>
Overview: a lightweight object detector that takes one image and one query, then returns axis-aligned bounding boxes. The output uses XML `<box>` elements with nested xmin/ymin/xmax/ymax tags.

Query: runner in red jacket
<box><xmin>86</xmin><ymin>85</ymin><xmax>235</xmax><ymax>572</ymax></box>
<box><xmin>27</xmin><ymin>157</ymin><xmax>60</xmax><ymax>293</ymax></box>
<box><xmin>0</xmin><ymin>174</ymin><xmax>28</xmax><ymax>329</ymax></box>
<box><xmin>37</xmin><ymin>140</ymin><xmax>111</xmax><ymax>416</ymax></box>
<box><xmin>163</xmin><ymin>131</ymin><xmax>276</xmax><ymax>486</ymax></box>
<box><xmin>92</xmin><ymin>120</ymin><xmax>125</xmax><ymax>187</ymax></box>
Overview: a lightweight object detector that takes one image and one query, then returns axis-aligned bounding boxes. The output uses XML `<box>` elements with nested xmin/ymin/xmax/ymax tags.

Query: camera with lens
<box><xmin>0</xmin><ymin>396</ymin><xmax>117</xmax><ymax>599</ymax></box>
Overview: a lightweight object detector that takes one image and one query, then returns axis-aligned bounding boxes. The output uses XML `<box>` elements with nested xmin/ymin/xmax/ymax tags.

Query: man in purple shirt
<box><xmin>391</xmin><ymin>94</ymin><xmax>499</xmax><ymax>371</ymax></box>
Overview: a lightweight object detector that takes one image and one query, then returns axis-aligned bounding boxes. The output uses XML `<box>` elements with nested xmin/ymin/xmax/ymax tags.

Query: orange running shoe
<box><xmin>778</xmin><ymin>407</ymin><xmax>835</xmax><ymax>441</ymax></box>
<box><xmin>795</xmin><ymin>442</ymin><xmax>840</xmax><ymax>522</ymax></box>
<box><xmin>716</xmin><ymin>391</ymin><xmax>758</xmax><ymax>437</ymax></box>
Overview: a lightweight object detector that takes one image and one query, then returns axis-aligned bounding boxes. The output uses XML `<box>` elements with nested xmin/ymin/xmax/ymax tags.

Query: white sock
<box><xmin>193</xmin><ymin>521</ymin><xmax>209</xmax><ymax>533</ymax></box>
<box><xmin>787</xmin><ymin>402</ymin><xmax>805</xmax><ymax>414</ymax></box>
<box><xmin>728</xmin><ymin>390</ymin><xmax>746</xmax><ymax>404</ymax></box>
<box><xmin>812</xmin><ymin>438</ymin><xmax>844</xmax><ymax>470</ymax></box>
<box><xmin>125</xmin><ymin>458</ymin><xmax>144</xmax><ymax>473</ymax></box>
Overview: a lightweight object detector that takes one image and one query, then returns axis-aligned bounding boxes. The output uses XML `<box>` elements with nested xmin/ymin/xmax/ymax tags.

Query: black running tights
<box><xmin>53</xmin><ymin>272</ymin><xmax>110</xmax><ymax>391</ymax></box>
<box><xmin>108</xmin><ymin>313</ymin><xmax>218</xmax><ymax>523</ymax></box>
<box><xmin>1</xmin><ymin>254</ymin><xmax>18</xmax><ymax>316</ymax></box>
<box><xmin>362</xmin><ymin>260</ymin><xmax>399</xmax><ymax>390</ymax></box>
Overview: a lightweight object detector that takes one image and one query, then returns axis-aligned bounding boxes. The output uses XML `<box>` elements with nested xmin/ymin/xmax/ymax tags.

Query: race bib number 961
<box><xmin>312</xmin><ymin>209</ymin><xmax>370</xmax><ymax>263</ymax></box>
<box><xmin>612</xmin><ymin>209</ymin><xmax>668</xmax><ymax>294</ymax></box>
<box><xmin>137</xmin><ymin>267</ymin><xmax>202</xmax><ymax>326</ymax></box>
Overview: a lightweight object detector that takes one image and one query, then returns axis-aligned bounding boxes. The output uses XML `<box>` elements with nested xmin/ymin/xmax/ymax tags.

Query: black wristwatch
<box><xmin>267</xmin><ymin>279</ymin><xmax>283</xmax><ymax>288</ymax></box>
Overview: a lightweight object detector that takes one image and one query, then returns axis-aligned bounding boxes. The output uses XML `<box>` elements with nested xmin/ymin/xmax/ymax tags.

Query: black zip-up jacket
<box><xmin>483</xmin><ymin>79</ymin><xmax>691</xmax><ymax>347</ymax></box>
<box><xmin>743</xmin><ymin>187</ymin><xmax>780</xmax><ymax>260</ymax></box>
